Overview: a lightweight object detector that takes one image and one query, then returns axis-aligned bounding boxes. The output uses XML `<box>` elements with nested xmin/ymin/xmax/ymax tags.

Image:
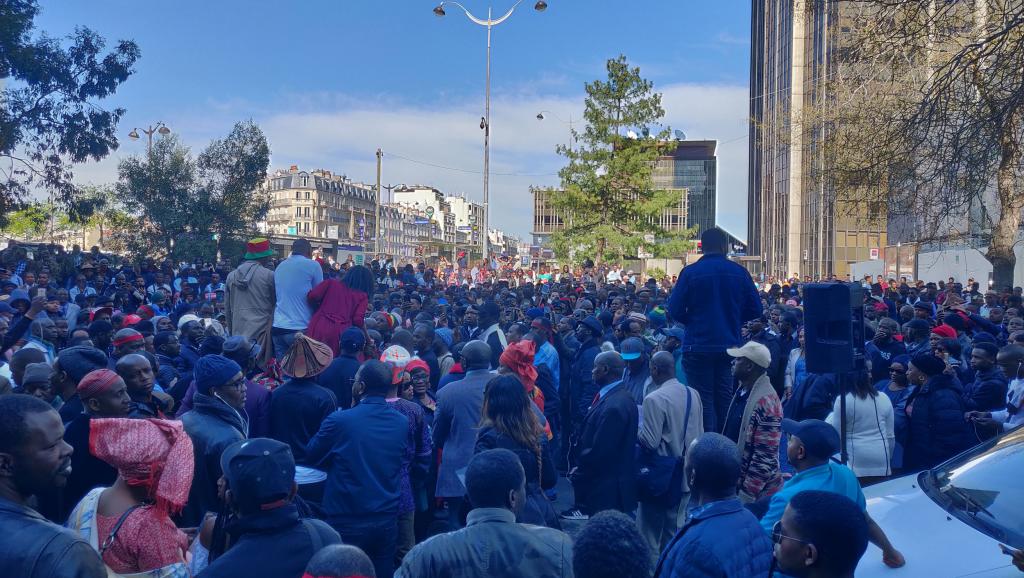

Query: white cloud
<box><xmin>68</xmin><ymin>83</ymin><xmax>750</xmax><ymax>241</ymax></box>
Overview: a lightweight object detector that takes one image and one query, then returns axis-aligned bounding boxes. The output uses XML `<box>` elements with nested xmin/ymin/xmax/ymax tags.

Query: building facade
<box><xmin>653</xmin><ymin>140</ymin><xmax>718</xmax><ymax>236</ymax></box>
<box><xmin>748</xmin><ymin>0</ymin><xmax>886</xmax><ymax>280</ymax></box>
<box><xmin>530</xmin><ymin>187</ymin><xmax>689</xmax><ymax>253</ymax></box>
<box><xmin>264</xmin><ymin>166</ymin><xmax>377</xmax><ymax>244</ymax></box>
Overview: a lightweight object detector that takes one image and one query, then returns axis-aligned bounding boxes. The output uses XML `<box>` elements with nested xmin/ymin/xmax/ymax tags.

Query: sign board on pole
<box><xmin>457</xmin><ymin>225</ymin><xmax>472</xmax><ymax>232</ymax></box>
<box><xmin>869</xmin><ymin>248</ymin><xmax>880</xmax><ymax>260</ymax></box>
<box><xmin>287</xmin><ymin>226</ymin><xmax>297</xmax><ymax>235</ymax></box>
<box><xmin>326</xmin><ymin>225</ymin><xmax>340</xmax><ymax>239</ymax></box>
<box><xmin>426</xmin><ymin>206</ymin><xmax>435</xmax><ymax>218</ymax></box>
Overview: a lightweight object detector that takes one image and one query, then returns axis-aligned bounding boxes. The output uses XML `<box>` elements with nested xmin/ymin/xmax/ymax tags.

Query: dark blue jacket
<box><xmin>653</xmin><ymin>498</ymin><xmax>773</xmax><ymax>578</ymax></box>
<box><xmin>318</xmin><ymin>354</ymin><xmax>361</xmax><ymax>410</ymax></box>
<box><xmin>667</xmin><ymin>254</ymin><xmax>762</xmax><ymax>353</ymax></box>
<box><xmin>269</xmin><ymin>377</ymin><xmax>337</xmax><ymax>465</ymax></box>
<box><xmin>903</xmin><ymin>374</ymin><xmax>975</xmax><ymax>472</ymax></box>
<box><xmin>198</xmin><ymin>504</ymin><xmax>341</xmax><ymax>578</ymax></box>
<box><xmin>961</xmin><ymin>366</ymin><xmax>1008</xmax><ymax>412</ymax></box>
<box><xmin>784</xmin><ymin>372</ymin><xmax>837</xmax><ymax>422</ymax></box>
<box><xmin>865</xmin><ymin>338</ymin><xmax>907</xmax><ymax>383</ymax></box>
<box><xmin>305</xmin><ymin>396</ymin><xmax>409</xmax><ymax>523</ymax></box>
<box><xmin>570</xmin><ymin>338</ymin><xmax>602</xmax><ymax>423</ymax></box>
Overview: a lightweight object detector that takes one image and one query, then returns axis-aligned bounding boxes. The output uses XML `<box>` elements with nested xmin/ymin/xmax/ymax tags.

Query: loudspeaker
<box><xmin>803</xmin><ymin>283</ymin><xmax>865</xmax><ymax>374</ymax></box>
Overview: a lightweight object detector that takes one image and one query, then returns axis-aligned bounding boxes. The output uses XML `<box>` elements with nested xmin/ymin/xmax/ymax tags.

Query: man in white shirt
<box><xmin>607</xmin><ymin>267</ymin><xmax>621</xmax><ymax>283</ymax></box>
<box><xmin>968</xmin><ymin>344</ymin><xmax>1024</xmax><ymax>433</ymax></box>
<box><xmin>271</xmin><ymin>239</ymin><xmax>323</xmax><ymax>358</ymax></box>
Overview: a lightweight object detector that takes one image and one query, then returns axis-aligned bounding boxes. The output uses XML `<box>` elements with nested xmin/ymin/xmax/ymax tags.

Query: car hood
<box><xmin>858</xmin><ymin>473</ymin><xmax>1017</xmax><ymax>577</ymax></box>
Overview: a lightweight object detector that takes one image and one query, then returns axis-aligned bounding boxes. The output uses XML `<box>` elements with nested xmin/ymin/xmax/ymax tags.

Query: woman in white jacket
<box><xmin>827</xmin><ymin>374</ymin><xmax>895</xmax><ymax>484</ymax></box>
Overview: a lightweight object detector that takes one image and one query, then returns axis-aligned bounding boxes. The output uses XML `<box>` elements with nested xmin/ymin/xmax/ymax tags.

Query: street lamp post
<box><xmin>434</xmin><ymin>0</ymin><xmax>547</xmax><ymax>265</ymax></box>
<box><xmin>127</xmin><ymin>122</ymin><xmax>171</xmax><ymax>155</ymax></box>
<box><xmin>536</xmin><ymin>110</ymin><xmax>575</xmax><ymax>152</ymax></box>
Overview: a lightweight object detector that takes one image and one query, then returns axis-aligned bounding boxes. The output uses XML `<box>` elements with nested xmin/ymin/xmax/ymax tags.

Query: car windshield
<box><xmin>920</xmin><ymin>427</ymin><xmax>1024</xmax><ymax>549</ymax></box>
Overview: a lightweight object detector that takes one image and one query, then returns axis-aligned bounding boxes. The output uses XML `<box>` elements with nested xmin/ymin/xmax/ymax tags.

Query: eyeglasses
<box><xmin>223</xmin><ymin>376</ymin><xmax>246</xmax><ymax>390</ymax></box>
<box><xmin>772</xmin><ymin>521</ymin><xmax>812</xmax><ymax>545</ymax></box>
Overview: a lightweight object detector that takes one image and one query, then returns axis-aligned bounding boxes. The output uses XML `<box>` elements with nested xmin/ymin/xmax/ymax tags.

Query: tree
<box><xmin>1</xmin><ymin>202</ymin><xmax>47</xmax><ymax>239</ymax></box>
<box><xmin>70</xmin><ymin>184</ymin><xmax>134</xmax><ymax>251</ymax></box>
<box><xmin>0</xmin><ymin>0</ymin><xmax>140</xmax><ymax>226</ymax></box>
<box><xmin>116</xmin><ymin>121</ymin><xmax>270</xmax><ymax>261</ymax></box>
<box><xmin>547</xmin><ymin>55</ymin><xmax>695</xmax><ymax>265</ymax></box>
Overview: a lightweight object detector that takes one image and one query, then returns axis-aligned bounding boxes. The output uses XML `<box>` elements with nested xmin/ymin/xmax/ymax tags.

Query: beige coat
<box><xmin>225</xmin><ymin>260</ymin><xmax>275</xmax><ymax>365</ymax></box>
<box><xmin>639</xmin><ymin>378</ymin><xmax>704</xmax><ymax>493</ymax></box>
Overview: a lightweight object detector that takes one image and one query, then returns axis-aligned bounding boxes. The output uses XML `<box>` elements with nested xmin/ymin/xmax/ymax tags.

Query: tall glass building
<box><xmin>652</xmin><ymin>140</ymin><xmax>718</xmax><ymax>236</ymax></box>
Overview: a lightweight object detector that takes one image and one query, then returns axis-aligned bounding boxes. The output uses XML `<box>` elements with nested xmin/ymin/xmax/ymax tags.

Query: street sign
<box><xmin>457</xmin><ymin>225</ymin><xmax>472</xmax><ymax>232</ymax></box>
<box><xmin>869</xmin><ymin>248</ymin><xmax>880</xmax><ymax>260</ymax></box>
<box><xmin>413</xmin><ymin>218</ymin><xmax>430</xmax><ymax>225</ymax></box>
<box><xmin>426</xmin><ymin>206</ymin><xmax>435</xmax><ymax>218</ymax></box>
<box><xmin>469</xmin><ymin>214</ymin><xmax>477</xmax><ymax>224</ymax></box>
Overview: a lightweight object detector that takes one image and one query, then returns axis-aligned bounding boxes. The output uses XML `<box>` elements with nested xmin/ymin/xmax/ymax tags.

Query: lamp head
<box><xmin>536</xmin><ymin>113</ymin><xmax>545</xmax><ymax>120</ymax></box>
<box><xmin>534</xmin><ymin>0</ymin><xmax>548</xmax><ymax>11</ymax></box>
<box><xmin>480</xmin><ymin>117</ymin><xmax>487</xmax><ymax>130</ymax></box>
<box><xmin>157</xmin><ymin>125</ymin><xmax>170</xmax><ymax>135</ymax></box>
<box><xmin>433</xmin><ymin>4</ymin><xmax>446</xmax><ymax>16</ymax></box>
<box><xmin>128</xmin><ymin>129</ymin><xmax>140</xmax><ymax>140</ymax></box>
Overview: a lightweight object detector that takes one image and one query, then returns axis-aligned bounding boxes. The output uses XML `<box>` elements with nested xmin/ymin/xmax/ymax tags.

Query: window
<box><xmin>295</xmin><ymin>191</ymin><xmax>301</xmax><ymax>200</ymax></box>
<box><xmin>304</xmin><ymin>222</ymin><xmax>310</xmax><ymax>232</ymax></box>
<box><xmin>304</xmin><ymin>207</ymin><xmax>310</xmax><ymax>217</ymax></box>
<box><xmin>305</xmin><ymin>191</ymin><xmax>310</xmax><ymax>200</ymax></box>
<box><xmin>301</xmin><ymin>176</ymin><xmax>308</xmax><ymax>187</ymax></box>
<box><xmin>295</xmin><ymin>207</ymin><xmax>301</xmax><ymax>217</ymax></box>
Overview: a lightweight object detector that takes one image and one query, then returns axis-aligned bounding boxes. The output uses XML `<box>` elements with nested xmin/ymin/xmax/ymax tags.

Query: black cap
<box><xmin>220</xmin><ymin>438</ymin><xmax>296</xmax><ymax>510</ymax></box>
<box><xmin>782</xmin><ymin>419</ymin><xmax>840</xmax><ymax>460</ymax></box>
<box><xmin>580</xmin><ymin>316</ymin><xmax>603</xmax><ymax>335</ymax></box>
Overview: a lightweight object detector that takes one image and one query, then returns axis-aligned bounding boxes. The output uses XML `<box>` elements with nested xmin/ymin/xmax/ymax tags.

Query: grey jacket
<box><xmin>396</xmin><ymin>508</ymin><xmax>573</xmax><ymax>578</ymax></box>
<box><xmin>639</xmin><ymin>378</ymin><xmax>704</xmax><ymax>494</ymax></box>
<box><xmin>0</xmin><ymin>497</ymin><xmax>106</xmax><ymax>578</ymax></box>
<box><xmin>432</xmin><ymin>368</ymin><xmax>493</xmax><ymax>498</ymax></box>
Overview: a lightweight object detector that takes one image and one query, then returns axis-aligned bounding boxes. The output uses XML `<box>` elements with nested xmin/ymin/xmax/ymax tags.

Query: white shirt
<box><xmin>993</xmin><ymin>378</ymin><xmax>1024</xmax><ymax>432</ymax></box>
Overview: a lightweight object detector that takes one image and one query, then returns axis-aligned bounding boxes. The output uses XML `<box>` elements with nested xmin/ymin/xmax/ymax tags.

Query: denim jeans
<box><xmin>272</xmin><ymin>329</ymin><xmax>299</xmax><ymax>360</ymax></box>
<box><xmin>682</xmin><ymin>350</ymin><xmax>735</xmax><ymax>434</ymax></box>
<box><xmin>332</xmin><ymin>516</ymin><xmax>398</xmax><ymax>578</ymax></box>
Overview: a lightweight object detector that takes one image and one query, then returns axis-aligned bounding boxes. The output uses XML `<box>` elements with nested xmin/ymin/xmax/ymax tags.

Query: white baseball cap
<box><xmin>726</xmin><ymin>341</ymin><xmax>772</xmax><ymax>369</ymax></box>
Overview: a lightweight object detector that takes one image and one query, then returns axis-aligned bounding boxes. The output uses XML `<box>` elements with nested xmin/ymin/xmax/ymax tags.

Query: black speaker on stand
<box><xmin>802</xmin><ymin>283</ymin><xmax>866</xmax><ymax>464</ymax></box>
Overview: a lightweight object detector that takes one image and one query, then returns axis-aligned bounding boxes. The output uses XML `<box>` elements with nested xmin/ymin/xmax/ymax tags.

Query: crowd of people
<box><xmin>0</xmin><ymin>228</ymin><xmax>1022</xmax><ymax>578</ymax></box>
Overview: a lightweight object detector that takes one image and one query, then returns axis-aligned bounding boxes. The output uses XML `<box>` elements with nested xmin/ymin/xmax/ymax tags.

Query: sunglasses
<box><xmin>772</xmin><ymin>520</ymin><xmax>811</xmax><ymax>545</ymax></box>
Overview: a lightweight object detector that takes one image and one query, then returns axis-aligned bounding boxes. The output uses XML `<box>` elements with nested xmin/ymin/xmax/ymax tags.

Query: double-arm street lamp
<box><xmin>433</xmin><ymin>0</ymin><xmax>548</xmax><ymax>263</ymax></box>
<box><xmin>536</xmin><ymin>110</ymin><xmax>576</xmax><ymax>152</ymax></box>
<box><xmin>128</xmin><ymin>122</ymin><xmax>171</xmax><ymax>155</ymax></box>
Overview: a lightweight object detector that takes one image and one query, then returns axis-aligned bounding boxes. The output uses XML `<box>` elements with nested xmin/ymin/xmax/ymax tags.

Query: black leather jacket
<box><xmin>0</xmin><ymin>497</ymin><xmax>106</xmax><ymax>578</ymax></box>
<box><xmin>180</xmin><ymin>392</ymin><xmax>248</xmax><ymax>527</ymax></box>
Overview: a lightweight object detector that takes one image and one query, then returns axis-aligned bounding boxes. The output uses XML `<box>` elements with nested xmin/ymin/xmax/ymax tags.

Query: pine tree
<box><xmin>548</xmin><ymin>55</ymin><xmax>695</xmax><ymax>265</ymax></box>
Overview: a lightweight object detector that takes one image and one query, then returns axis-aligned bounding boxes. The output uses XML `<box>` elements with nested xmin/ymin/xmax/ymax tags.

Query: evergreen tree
<box><xmin>548</xmin><ymin>55</ymin><xmax>694</xmax><ymax>265</ymax></box>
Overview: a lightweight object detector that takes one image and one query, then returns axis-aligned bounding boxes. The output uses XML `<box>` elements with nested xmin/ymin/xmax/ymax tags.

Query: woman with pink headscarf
<box><xmin>67</xmin><ymin>418</ymin><xmax>194</xmax><ymax>577</ymax></box>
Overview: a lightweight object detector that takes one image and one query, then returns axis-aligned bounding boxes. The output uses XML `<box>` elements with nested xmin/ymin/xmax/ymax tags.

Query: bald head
<box><xmin>462</xmin><ymin>340</ymin><xmax>492</xmax><ymax>370</ymax></box>
<box><xmin>115</xmin><ymin>353</ymin><xmax>150</xmax><ymax>375</ymax></box>
<box><xmin>594</xmin><ymin>351</ymin><xmax>625</xmax><ymax>386</ymax></box>
<box><xmin>650</xmin><ymin>350</ymin><xmax>676</xmax><ymax>385</ymax></box>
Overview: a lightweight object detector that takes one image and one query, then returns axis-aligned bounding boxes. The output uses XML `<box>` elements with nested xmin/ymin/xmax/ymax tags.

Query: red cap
<box><xmin>930</xmin><ymin>325</ymin><xmax>957</xmax><ymax>339</ymax></box>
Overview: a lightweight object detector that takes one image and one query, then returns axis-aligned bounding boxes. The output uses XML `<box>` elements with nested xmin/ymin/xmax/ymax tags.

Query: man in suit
<box><xmin>562</xmin><ymin>351</ymin><xmax>638</xmax><ymax>521</ymax></box>
<box><xmin>432</xmin><ymin>340</ymin><xmax>494</xmax><ymax>527</ymax></box>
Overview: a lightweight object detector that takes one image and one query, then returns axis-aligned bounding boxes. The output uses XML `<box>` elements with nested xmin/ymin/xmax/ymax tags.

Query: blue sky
<box><xmin>38</xmin><ymin>0</ymin><xmax>751</xmax><ymax>239</ymax></box>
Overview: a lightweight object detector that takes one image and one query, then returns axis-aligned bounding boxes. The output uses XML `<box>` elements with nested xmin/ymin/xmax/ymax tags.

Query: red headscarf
<box><xmin>500</xmin><ymin>340</ymin><xmax>538</xmax><ymax>391</ymax></box>
<box><xmin>90</xmin><ymin>418</ymin><xmax>194</xmax><ymax>515</ymax></box>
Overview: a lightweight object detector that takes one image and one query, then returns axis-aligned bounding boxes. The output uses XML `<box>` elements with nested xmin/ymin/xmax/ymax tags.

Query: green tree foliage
<box><xmin>547</xmin><ymin>55</ymin><xmax>695</xmax><ymax>265</ymax></box>
<box><xmin>116</xmin><ymin>121</ymin><xmax>270</xmax><ymax>261</ymax></box>
<box><xmin>1</xmin><ymin>202</ymin><xmax>47</xmax><ymax>238</ymax></box>
<box><xmin>0</xmin><ymin>0</ymin><xmax>140</xmax><ymax>225</ymax></box>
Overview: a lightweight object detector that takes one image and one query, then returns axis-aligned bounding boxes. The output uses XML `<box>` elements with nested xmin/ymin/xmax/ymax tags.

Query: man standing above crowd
<box><xmin>668</xmin><ymin>227</ymin><xmax>763</xmax><ymax>432</ymax></box>
<box><xmin>476</xmin><ymin>302</ymin><xmax>507</xmax><ymax>369</ymax></box>
<box><xmin>272</xmin><ymin>239</ymin><xmax>322</xmax><ymax>359</ymax></box>
<box><xmin>225</xmin><ymin>238</ymin><xmax>276</xmax><ymax>367</ymax></box>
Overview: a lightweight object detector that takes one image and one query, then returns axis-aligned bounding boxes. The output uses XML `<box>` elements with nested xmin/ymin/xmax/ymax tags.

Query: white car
<box><xmin>858</xmin><ymin>427</ymin><xmax>1024</xmax><ymax>577</ymax></box>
